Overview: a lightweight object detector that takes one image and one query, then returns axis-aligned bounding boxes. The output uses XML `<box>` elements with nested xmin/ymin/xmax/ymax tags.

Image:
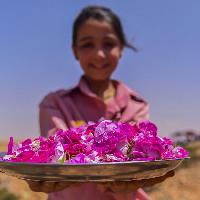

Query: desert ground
<box><xmin>0</xmin><ymin>141</ymin><xmax>199</xmax><ymax>200</ymax></box>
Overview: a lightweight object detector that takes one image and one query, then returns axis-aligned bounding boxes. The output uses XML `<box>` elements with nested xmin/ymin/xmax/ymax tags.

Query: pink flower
<box><xmin>7</xmin><ymin>137</ymin><xmax>14</xmax><ymax>155</ymax></box>
<box><xmin>2</xmin><ymin>120</ymin><xmax>189</xmax><ymax>163</ymax></box>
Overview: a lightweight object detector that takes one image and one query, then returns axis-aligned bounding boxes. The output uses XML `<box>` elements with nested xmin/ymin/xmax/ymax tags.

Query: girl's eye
<box><xmin>104</xmin><ymin>42</ymin><xmax>116</xmax><ymax>49</ymax></box>
<box><xmin>80</xmin><ymin>43</ymin><xmax>94</xmax><ymax>49</ymax></box>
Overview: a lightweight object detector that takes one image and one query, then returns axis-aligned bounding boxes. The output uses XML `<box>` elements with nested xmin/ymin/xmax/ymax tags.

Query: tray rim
<box><xmin>0</xmin><ymin>152</ymin><xmax>188</xmax><ymax>182</ymax></box>
<box><xmin>0</xmin><ymin>151</ymin><xmax>188</xmax><ymax>166</ymax></box>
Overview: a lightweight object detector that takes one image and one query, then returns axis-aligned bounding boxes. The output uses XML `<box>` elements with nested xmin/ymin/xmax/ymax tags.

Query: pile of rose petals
<box><xmin>1</xmin><ymin>120</ymin><xmax>189</xmax><ymax>163</ymax></box>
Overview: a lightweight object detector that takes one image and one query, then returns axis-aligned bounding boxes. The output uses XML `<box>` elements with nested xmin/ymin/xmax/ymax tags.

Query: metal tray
<box><xmin>0</xmin><ymin>152</ymin><xmax>184</xmax><ymax>182</ymax></box>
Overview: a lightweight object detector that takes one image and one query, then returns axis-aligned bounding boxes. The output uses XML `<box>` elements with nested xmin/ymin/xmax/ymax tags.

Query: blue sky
<box><xmin>0</xmin><ymin>0</ymin><xmax>200</xmax><ymax>140</ymax></box>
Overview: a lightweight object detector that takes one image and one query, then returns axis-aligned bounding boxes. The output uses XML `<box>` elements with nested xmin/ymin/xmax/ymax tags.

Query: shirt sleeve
<box><xmin>119</xmin><ymin>93</ymin><xmax>150</xmax><ymax>123</ymax></box>
<box><xmin>39</xmin><ymin>93</ymin><xmax>68</xmax><ymax>138</ymax></box>
<box><xmin>130</xmin><ymin>94</ymin><xmax>150</xmax><ymax>122</ymax></box>
<box><xmin>134</xmin><ymin>101</ymin><xmax>150</xmax><ymax>122</ymax></box>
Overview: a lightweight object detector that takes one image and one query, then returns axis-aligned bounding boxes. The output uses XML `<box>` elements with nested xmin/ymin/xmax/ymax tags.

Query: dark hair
<box><xmin>72</xmin><ymin>5</ymin><xmax>137</xmax><ymax>51</ymax></box>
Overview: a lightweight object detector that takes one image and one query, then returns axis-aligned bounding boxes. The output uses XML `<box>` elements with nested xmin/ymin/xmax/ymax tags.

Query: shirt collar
<box><xmin>77</xmin><ymin>76</ymin><xmax>97</xmax><ymax>98</ymax></box>
<box><xmin>77</xmin><ymin>76</ymin><xmax>129</xmax><ymax>109</ymax></box>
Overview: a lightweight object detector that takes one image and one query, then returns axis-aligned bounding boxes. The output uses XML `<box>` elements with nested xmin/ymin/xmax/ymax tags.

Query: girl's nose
<box><xmin>95</xmin><ymin>48</ymin><xmax>106</xmax><ymax>59</ymax></box>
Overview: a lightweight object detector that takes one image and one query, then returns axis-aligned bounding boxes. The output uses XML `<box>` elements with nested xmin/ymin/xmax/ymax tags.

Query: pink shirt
<box><xmin>39</xmin><ymin>76</ymin><xmax>150</xmax><ymax>200</ymax></box>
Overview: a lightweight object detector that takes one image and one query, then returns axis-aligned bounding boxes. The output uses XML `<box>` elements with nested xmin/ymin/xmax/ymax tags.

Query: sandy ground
<box><xmin>148</xmin><ymin>141</ymin><xmax>200</xmax><ymax>200</ymax></box>
<box><xmin>0</xmin><ymin>141</ymin><xmax>199</xmax><ymax>200</ymax></box>
<box><xmin>148</xmin><ymin>161</ymin><xmax>200</xmax><ymax>200</ymax></box>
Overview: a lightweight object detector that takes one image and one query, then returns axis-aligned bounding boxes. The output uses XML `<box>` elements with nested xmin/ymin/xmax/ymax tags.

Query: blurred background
<box><xmin>0</xmin><ymin>0</ymin><xmax>200</xmax><ymax>139</ymax></box>
<box><xmin>0</xmin><ymin>1</ymin><xmax>200</xmax><ymax>200</ymax></box>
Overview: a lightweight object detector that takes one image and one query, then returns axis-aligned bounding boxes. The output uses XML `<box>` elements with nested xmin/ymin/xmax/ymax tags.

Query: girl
<box><xmin>28</xmin><ymin>5</ymin><xmax>173</xmax><ymax>200</ymax></box>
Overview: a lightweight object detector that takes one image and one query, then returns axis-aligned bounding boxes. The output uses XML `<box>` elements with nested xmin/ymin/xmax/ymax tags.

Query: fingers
<box><xmin>27</xmin><ymin>180</ymin><xmax>56</xmax><ymax>193</ymax></box>
<box><xmin>165</xmin><ymin>170</ymin><xmax>175</xmax><ymax>178</ymax></box>
<box><xmin>27</xmin><ymin>171</ymin><xmax>175</xmax><ymax>193</ymax></box>
<box><xmin>142</xmin><ymin>170</ymin><xmax>175</xmax><ymax>187</ymax></box>
<box><xmin>27</xmin><ymin>180</ymin><xmax>46</xmax><ymax>192</ymax></box>
<box><xmin>99</xmin><ymin>170</ymin><xmax>175</xmax><ymax>193</ymax></box>
<box><xmin>27</xmin><ymin>180</ymin><xmax>77</xmax><ymax>193</ymax></box>
<box><xmin>54</xmin><ymin>182</ymin><xmax>80</xmax><ymax>192</ymax></box>
<box><xmin>101</xmin><ymin>181</ymin><xmax>142</xmax><ymax>193</ymax></box>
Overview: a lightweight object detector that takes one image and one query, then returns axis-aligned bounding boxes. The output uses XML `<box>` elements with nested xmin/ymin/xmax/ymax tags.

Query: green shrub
<box><xmin>0</xmin><ymin>188</ymin><xmax>18</xmax><ymax>200</ymax></box>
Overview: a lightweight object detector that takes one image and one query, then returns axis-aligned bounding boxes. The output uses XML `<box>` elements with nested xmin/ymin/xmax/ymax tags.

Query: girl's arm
<box><xmin>27</xmin><ymin>95</ymin><xmax>73</xmax><ymax>193</ymax></box>
<box><xmin>39</xmin><ymin>94</ymin><xmax>68</xmax><ymax>137</ymax></box>
<box><xmin>133</xmin><ymin>102</ymin><xmax>150</xmax><ymax>122</ymax></box>
<box><xmin>27</xmin><ymin>181</ymin><xmax>79</xmax><ymax>193</ymax></box>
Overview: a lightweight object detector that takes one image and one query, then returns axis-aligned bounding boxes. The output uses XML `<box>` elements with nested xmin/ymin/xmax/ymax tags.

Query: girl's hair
<box><xmin>72</xmin><ymin>5</ymin><xmax>137</xmax><ymax>51</ymax></box>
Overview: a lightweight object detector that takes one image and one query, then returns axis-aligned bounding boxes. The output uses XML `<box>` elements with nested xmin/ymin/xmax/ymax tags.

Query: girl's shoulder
<box><xmin>39</xmin><ymin>85</ymin><xmax>79</xmax><ymax>107</ymax></box>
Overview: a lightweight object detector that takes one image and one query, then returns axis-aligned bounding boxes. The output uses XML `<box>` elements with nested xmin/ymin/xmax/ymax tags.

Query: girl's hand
<box><xmin>101</xmin><ymin>170</ymin><xmax>174</xmax><ymax>193</ymax></box>
<box><xmin>27</xmin><ymin>180</ymin><xmax>79</xmax><ymax>193</ymax></box>
<box><xmin>27</xmin><ymin>170</ymin><xmax>174</xmax><ymax>193</ymax></box>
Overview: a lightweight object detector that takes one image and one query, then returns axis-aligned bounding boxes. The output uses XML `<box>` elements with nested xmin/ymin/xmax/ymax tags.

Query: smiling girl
<box><xmin>39</xmin><ymin>5</ymin><xmax>149</xmax><ymax>138</ymax></box>
<box><xmin>27</xmin><ymin>5</ymin><xmax>174</xmax><ymax>200</ymax></box>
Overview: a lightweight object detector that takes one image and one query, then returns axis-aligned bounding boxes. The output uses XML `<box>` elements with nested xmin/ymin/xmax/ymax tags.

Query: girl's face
<box><xmin>73</xmin><ymin>19</ymin><xmax>123</xmax><ymax>81</ymax></box>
